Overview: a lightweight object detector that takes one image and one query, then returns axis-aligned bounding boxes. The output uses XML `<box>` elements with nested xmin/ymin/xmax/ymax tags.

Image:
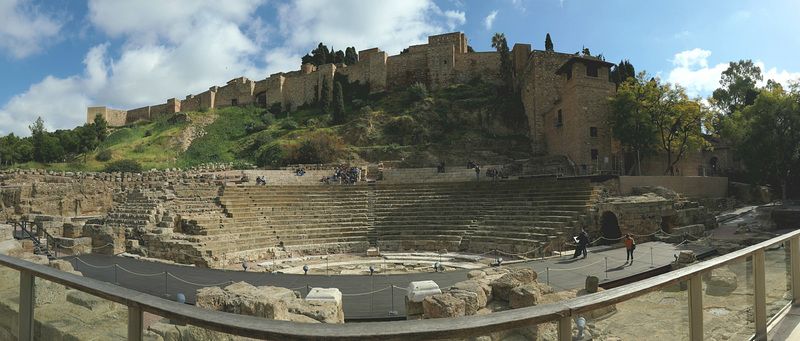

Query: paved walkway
<box><xmin>63</xmin><ymin>241</ymin><xmax>715</xmax><ymax>320</ymax></box>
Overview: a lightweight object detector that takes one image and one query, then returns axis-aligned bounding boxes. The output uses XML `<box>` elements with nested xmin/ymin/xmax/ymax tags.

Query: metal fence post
<box><xmin>753</xmin><ymin>249</ymin><xmax>766</xmax><ymax>340</ymax></box>
<box><xmin>19</xmin><ymin>272</ymin><xmax>35</xmax><ymax>341</ymax></box>
<box><xmin>688</xmin><ymin>274</ymin><xmax>703</xmax><ymax>341</ymax></box>
<box><xmin>791</xmin><ymin>236</ymin><xmax>800</xmax><ymax>305</ymax></box>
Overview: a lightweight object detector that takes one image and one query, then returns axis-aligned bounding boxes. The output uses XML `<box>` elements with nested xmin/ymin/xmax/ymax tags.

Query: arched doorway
<box><xmin>709</xmin><ymin>157</ymin><xmax>718</xmax><ymax>176</ymax></box>
<box><xmin>600</xmin><ymin>211</ymin><xmax>622</xmax><ymax>245</ymax></box>
<box><xmin>255</xmin><ymin>91</ymin><xmax>267</xmax><ymax>108</ymax></box>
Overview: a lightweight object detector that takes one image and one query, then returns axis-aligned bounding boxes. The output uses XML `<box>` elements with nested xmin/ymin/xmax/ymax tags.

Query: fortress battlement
<box><xmin>89</xmin><ymin>32</ymin><xmax>620</xmax><ymax>169</ymax></box>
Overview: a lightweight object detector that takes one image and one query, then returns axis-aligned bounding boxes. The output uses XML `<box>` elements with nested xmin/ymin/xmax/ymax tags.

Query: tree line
<box><xmin>0</xmin><ymin>114</ymin><xmax>108</xmax><ymax>165</ymax></box>
<box><xmin>609</xmin><ymin>59</ymin><xmax>800</xmax><ymax>199</ymax></box>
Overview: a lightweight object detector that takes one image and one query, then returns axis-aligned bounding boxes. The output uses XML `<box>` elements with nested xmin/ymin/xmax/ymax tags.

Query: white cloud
<box><xmin>757</xmin><ymin>62</ymin><xmax>800</xmax><ymax>89</ymax></box>
<box><xmin>484</xmin><ymin>10</ymin><xmax>498</xmax><ymax>30</ymax></box>
<box><xmin>670</xmin><ymin>48</ymin><xmax>711</xmax><ymax>69</ymax></box>
<box><xmin>0</xmin><ymin>0</ymin><xmax>64</xmax><ymax>58</ymax></box>
<box><xmin>443</xmin><ymin>10</ymin><xmax>466</xmax><ymax>31</ymax></box>
<box><xmin>276</xmin><ymin>0</ymin><xmax>459</xmax><ymax>55</ymax></box>
<box><xmin>667</xmin><ymin>49</ymin><xmax>727</xmax><ymax>97</ymax></box>
<box><xmin>666</xmin><ymin>49</ymin><xmax>800</xmax><ymax>98</ymax></box>
<box><xmin>0</xmin><ymin>76</ymin><xmax>90</xmax><ymax>136</ymax></box>
<box><xmin>0</xmin><ymin>0</ymin><xmax>474</xmax><ymax>136</ymax></box>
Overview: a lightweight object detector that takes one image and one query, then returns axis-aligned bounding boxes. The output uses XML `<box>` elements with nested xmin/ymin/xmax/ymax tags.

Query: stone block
<box><xmin>489</xmin><ymin>268</ymin><xmax>538</xmax><ymax>301</ymax></box>
<box><xmin>48</xmin><ymin>259</ymin><xmax>75</xmax><ymax>272</ymax></box>
<box><xmin>366</xmin><ymin>247</ymin><xmax>380</xmax><ymax>257</ymax></box>
<box><xmin>585</xmin><ymin>275</ymin><xmax>600</xmax><ymax>293</ymax></box>
<box><xmin>450</xmin><ymin>279</ymin><xmax>491</xmax><ymax>307</ymax></box>
<box><xmin>0</xmin><ymin>224</ymin><xmax>11</xmax><ymax>240</ymax></box>
<box><xmin>62</xmin><ymin>222</ymin><xmax>82</xmax><ymax>238</ymax></box>
<box><xmin>306</xmin><ymin>287</ymin><xmax>342</xmax><ymax>306</ymax></box>
<box><xmin>406</xmin><ymin>280</ymin><xmax>442</xmax><ymax>302</ymax></box>
<box><xmin>66</xmin><ymin>289</ymin><xmax>116</xmax><ymax>313</ymax></box>
<box><xmin>423</xmin><ymin>293</ymin><xmax>466</xmax><ymax>318</ymax></box>
<box><xmin>509</xmin><ymin>284</ymin><xmax>542</xmax><ymax>308</ymax></box>
<box><xmin>0</xmin><ymin>239</ymin><xmax>24</xmax><ymax>258</ymax></box>
<box><xmin>677</xmin><ymin>250</ymin><xmax>696</xmax><ymax>264</ymax></box>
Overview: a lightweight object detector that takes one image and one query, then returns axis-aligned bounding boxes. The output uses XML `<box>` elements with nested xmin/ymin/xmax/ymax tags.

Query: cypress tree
<box><xmin>333</xmin><ymin>81</ymin><xmax>345</xmax><ymax>125</ymax></box>
<box><xmin>320</xmin><ymin>76</ymin><xmax>331</xmax><ymax>115</ymax></box>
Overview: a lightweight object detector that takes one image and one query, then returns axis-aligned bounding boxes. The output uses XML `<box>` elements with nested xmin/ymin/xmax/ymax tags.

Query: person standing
<box><xmin>624</xmin><ymin>234</ymin><xmax>636</xmax><ymax>264</ymax></box>
<box><xmin>475</xmin><ymin>165</ymin><xmax>481</xmax><ymax>181</ymax></box>
<box><xmin>572</xmin><ymin>228</ymin><xmax>589</xmax><ymax>259</ymax></box>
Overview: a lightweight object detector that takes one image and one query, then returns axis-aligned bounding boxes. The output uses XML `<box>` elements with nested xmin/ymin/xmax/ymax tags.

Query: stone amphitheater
<box><xmin>0</xmin><ymin>164</ymin><xmax>716</xmax><ymax>269</ymax></box>
<box><xmin>0</xmin><ymin>164</ymin><xmax>735</xmax><ymax>339</ymax></box>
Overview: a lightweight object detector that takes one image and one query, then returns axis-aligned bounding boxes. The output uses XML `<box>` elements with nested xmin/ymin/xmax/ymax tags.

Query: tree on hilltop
<box><xmin>344</xmin><ymin>47</ymin><xmax>358</xmax><ymax>65</ymax></box>
<box><xmin>545</xmin><ymin>33</ymin><xmax>554</xmax><ymax>51</ymax></box>
<box><xmin>610</xmin><ymin>60</ymin><xmax>636</xmax><ymax>89</ymax></box>
<box><xmin>333</xmin><ymin>81</ymin><xmax>345</xmax><ymax>125</ymax></box>
<box><xmin>491</xmin><ymin>32</ymin><xmax>512</xmax><ymax>91</ymax></box>
<box><xmin>320</xmin><ymin>76</ymin><xmax>331</xmax><ymax>115</ymax></box>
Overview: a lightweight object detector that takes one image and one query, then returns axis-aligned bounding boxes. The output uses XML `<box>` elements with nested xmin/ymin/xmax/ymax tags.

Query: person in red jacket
<box><xmin>624</xmin><ymin>234</ymin><xmax>635</xmax><ymax>265</ymax></box>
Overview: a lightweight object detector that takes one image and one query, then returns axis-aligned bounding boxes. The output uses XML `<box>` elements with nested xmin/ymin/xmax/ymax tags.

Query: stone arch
<box><xmin>600</xmin><ymin>211</ymin><xmax>622</xmax><ymax>245</ymax></box>
<box><xmin>255</xmin><ymin>91</ymin><xmax>267</xmax><ymax>108</ymax></box>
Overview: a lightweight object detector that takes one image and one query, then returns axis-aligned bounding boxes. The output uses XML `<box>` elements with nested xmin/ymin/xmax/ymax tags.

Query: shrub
<box><xmin>281</xmin><ymin>117</ymin><xmax>299</xmax><ymax>130</ymax></box>
<box><xmin>95</xmin><ymin>150</ymin><xmax>112</xmax><ymax>162</ymax></box>
<box><xmin>260</xmin><ymin>112</ymin><xmax>275</xmax><ymax>126</ymax></box>
<box><xmin>133</xmin><ymin>143</ymin><xmax>146</xmax><ymax>153</ymax></box>
<box><xmin>245</xmin><ymin>121</ymin><xmax>267</xmax><ymax>135</ymax></box>
<box><xmin>284</xmin><ymin>131</ymin><xmax>345</xmax><ymax>165</ymax></box>
<box><xmin>408</xmin><ymin>82</ymin><xmax>428</xmax><ymax>101</ymax></box>
<box><xmin>103</xmin><ymin>159</ymin><xmax>142</xmax><ymax>173</ymax></box>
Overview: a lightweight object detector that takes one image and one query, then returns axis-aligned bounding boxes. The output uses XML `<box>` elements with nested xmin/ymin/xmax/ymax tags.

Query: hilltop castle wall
<box><xmin>86</xmin><ymin>32</ymin><xmax>620</xmax><ymax>173</ymax></box>
<box><xmin>87</xmin><ymin>106</ymin><xmax>127</xmax><ymax>126</ymax></box>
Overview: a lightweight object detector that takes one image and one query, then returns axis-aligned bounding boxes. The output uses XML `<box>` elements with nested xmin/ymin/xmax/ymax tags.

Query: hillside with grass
<box><xmin>17</xmin><ymin>79</ymin><xmax>533</xmax><ymax>172</ymax></box>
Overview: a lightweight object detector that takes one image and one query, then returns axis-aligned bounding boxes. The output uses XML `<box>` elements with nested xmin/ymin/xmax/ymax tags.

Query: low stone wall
<box><xmin>620</xmin><ymin>176</ymin><xmax>727</xmax><ymax>198</ymax></box>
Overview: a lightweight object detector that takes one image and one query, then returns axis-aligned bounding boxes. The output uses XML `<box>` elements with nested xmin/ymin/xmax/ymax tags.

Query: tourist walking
<box><xmin>475</xmin><ymin>165</ymin><xmax>481</xmax><ymax>181</ymax></box>
<box><xmin>572</xmin><ymin>228</ymin><xmax>589</xmax><ymax>259</ymax></box>
<box><xmin>624</xmin><ymin>234</ymin><xmax>636</xmax><ymax>264</ymax></box>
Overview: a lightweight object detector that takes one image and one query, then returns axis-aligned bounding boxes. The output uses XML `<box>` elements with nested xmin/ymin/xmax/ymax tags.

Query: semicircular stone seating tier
<box><xmin>142</xmin><ymin>177</ymin><xmax>600</xmax><ymax>267</ymax></box>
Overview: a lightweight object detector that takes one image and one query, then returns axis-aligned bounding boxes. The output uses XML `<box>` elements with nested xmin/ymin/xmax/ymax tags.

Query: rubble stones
<box><xmin>423</xmin><ymin>293</ymin><xmax>466</xmax><ymax>318</ymax></box>
<box><xmin>489</xmin><ymin>268</ymin><xmax>538</xmax><ymax>301</ymax></box>
<box><xmin>195</xmin><ymin>281</ymin><xmax>343</xmax><ymax>323</ymax></box>
<box><xmin>508</xmin><ymin>284</ymin><xmax>542</xmax><ymax>308</ymax></box>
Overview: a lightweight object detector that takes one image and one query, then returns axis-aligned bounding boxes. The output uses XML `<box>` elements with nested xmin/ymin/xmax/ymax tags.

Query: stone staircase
<box><xmin>104</xmin><ymin>188</ymin><xmax>163</xmax><ymax>239</ymax></box>
<box><xmin>144</xmin><ymin>177</ymin><xmax>598</xmax><ymax>267</ymax></box>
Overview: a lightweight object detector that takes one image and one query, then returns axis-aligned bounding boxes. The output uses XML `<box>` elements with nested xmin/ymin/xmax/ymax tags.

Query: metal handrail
<box><xmin>2</xmin><ymin>229</ymin><xmax>800</xmax><ymax>340</ymax></box>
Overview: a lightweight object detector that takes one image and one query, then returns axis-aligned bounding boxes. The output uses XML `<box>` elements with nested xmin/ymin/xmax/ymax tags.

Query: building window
<box><xmin>232</xmin><ymin>99</ymin><xmax>238</xmax><ymax>106</ymax></box>
<box><xmin>590</xmin><ymin>127</ymin><xmax>598</xmax><ymax>138</ymax></box>
<box><xmin>591</xmin><ymin>149</ymin><xmax>599</xmax><ymax>160</ymax></box>
<box><xmin>554</xmin><ymin>109</ymin><xmax>563</xmax><ymax>127</ymax></box>
<box><xmin>586</xmin><ymin>65</ymin><xmax>598</xmax><ymax>77</ymax></box>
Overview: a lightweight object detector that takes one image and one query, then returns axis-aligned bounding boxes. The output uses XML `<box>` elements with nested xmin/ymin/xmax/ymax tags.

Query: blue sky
<box><xmin>1</xmin><ymin>0</ymin><xmax>798</xmax><ymax>137</ymax></box>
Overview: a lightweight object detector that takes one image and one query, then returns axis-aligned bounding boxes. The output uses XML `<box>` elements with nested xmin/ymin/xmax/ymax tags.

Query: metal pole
<box><xmin>604</xmin><ymin>257</ymin><xmax>609</xmax><ymax>280</ymax></box>
<box><xmin>326</xmin><ymin>255</ymin><xmax>329</xmax><ymax>277</ymax></box>
<box><xmin>546</xmin><ymin>267</ymin><xmax>550</xmax><ymax>286</ymax></box>
<box><xmin>163</xmin><ymin>272</ymin><xmax>170</xmax><ymax>298</ymax></box>
<box><xmin>114</xmin><ymin>264</ymin><xmax>118</xmax><ymax>285</ymax></box>
<box><xmin>650</xmin><ymin>247</ymin><xmax>654</xmax><ymax>268</ymax></box>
